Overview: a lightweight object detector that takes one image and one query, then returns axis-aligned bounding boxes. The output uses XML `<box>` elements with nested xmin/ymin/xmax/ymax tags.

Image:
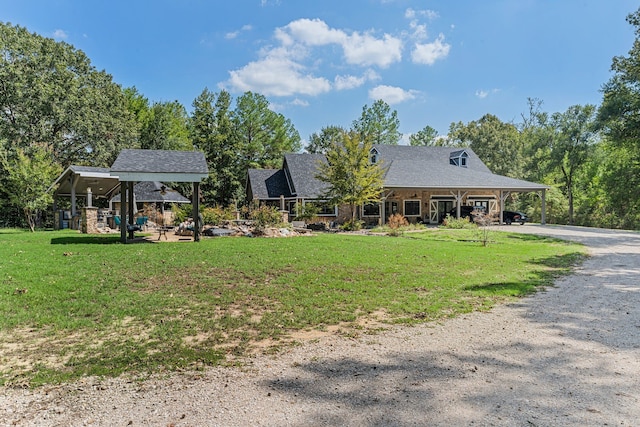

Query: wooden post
<box><xmin>120</xmin><ymin>181</ymin><xmax>127</xmax><ymax>243</ymax></box>
<box><xmin>127</xmin><ymin>181</ymin><xmax>135</xmax><ymax>240</ymax></box>
<box><xmin>192</xmin><ymin>181</ymin><xmax>200</xmax><ymax>242</ymax></box>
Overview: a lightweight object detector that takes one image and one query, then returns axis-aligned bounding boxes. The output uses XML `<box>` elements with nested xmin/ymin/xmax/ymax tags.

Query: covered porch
<box><xmin>110</xmin><ymin>149</ymin><xmax>209</xmax><ymax>243</ymax></box>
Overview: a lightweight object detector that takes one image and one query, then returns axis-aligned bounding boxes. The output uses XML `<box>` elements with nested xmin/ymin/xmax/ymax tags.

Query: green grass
<box><xmin>0</xmin><ymin>227</ymin><xmax>585</xmax><ymax>387</ymax></box>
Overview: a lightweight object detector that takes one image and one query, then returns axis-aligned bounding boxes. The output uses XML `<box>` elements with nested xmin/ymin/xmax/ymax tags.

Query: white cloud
<box><xmin>369</xmin><ymin>85</ymin><xmax>418</xmax><ymax>104</ymax></box>
<box><xmin>334</xmin><ymin>69</ymin><xmax>380</xmax><ymax>90</ymax></box>
<box><xmin>224</xmin><ymin>50</ymin><xmax>331</xmax><ymax>97</ymax></box>
<box><xmin>225</xmin><ymin>24</ymin><xmax>252</xmax><ymax>40</ymax></box>
<box><xmin>411</xmin><ymin>33</ymin><xmax>450</xmax><ymax>65</ymax></box>
<box><xmin>290</xmin><ymin>98</ymin><xmax>309</xmax><ymax>107</ymax></box>
<box><xmin>342</xmin><ymin>31</ymin><xmax>402</xmax><ymax>68</ymax></box>
<box><xmin>53</xmin><ymin>29</ymin><xmax>68</xmax><ymax>39</ymax></box>
<box><xmin>224</xmin><ymin>17</ymin><xmax>405</xmax><ymax>97</ymax></box>
<box><xmin>475</xmin><ymin>90</ymin><xmax>489</xmax><ymax>99</ymax></box>
<box><xmin>276</xmin><ymin>18</ymin><xmax>402</xmax><ymax>68</ymax></box>
<box><xmin>475</xmin><ymin>88</ymin><xmax>500</xmax><ymax>99</ymax></box>
<box><xmin>405</xmin><ymin>8</ymin><xmax>439</xmax><ymax>20</ymax></box>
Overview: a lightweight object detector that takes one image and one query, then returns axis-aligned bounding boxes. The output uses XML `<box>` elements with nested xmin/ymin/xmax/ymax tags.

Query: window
<box><xmin>363</xmin><ymin>203</ymin><xmax>380</xmax><ymax>216</ymax></box>
<box><xmin>288</xmin><ymin>201</ymin><xmax>297</xmax><ymax>215</ymax></box>
<box><xmin>449</xmin><ymin>150</ymin><xmax>469</xmax><ymax>168</ymax></box>
<box><xmin>309</xmin><ymin>200</ymin><xmax>336</xmax><ymax>216</ymax></box>
<box><xmin>404</xmin><ymin>200</ymin><xmax>421</xmax><ymax>217</ymax></box>
<box><xmin>369</xmin><ymin>148</ymin><xmax>379</xmax><ymax>164</ymax></box>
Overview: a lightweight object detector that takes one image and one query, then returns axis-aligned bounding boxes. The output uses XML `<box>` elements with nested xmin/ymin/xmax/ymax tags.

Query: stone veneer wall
<box><xmin>81</xmin><ymin>207</ymin><xmax>99</xmax><ymax>234</ymax></box>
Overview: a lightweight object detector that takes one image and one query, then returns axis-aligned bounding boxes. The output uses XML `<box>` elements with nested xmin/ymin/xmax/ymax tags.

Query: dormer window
<box><xmin>369</xmin><ymin>148</ymin><xmax>380</xmax><ymax>164</ymax></box>
<box><xmin>449</xmin><ymin>150</ymin><xmax>469</xmax><ymax>168</ymax></box>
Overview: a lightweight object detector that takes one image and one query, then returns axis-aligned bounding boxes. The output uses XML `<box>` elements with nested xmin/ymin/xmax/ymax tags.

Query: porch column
<box><xmin>541</xmin><ymin>189</ymin><xmax>546</xmax><ymax>225</ymax></box>
<box><xmin>120</xmin><ymin>181</ymin><xmax>127</xmax><ymax>243</ymax></box>
<box><xmin>70</xmin><ymin>173</ymin><xmax>80</xmax><ymax>219</ymax></box>
<box><xmin>451</xmin><ymin>190</ymin><xmax>467</xmax><ymax>219</ymax></box>
<box><xmin>192</xmin><ymin>181</ymin><xmax>201</xmax><ymax>242</ymax></box>
<box><xmin>127</xmin><ymin>181</ymin><xmax>135</xmax><ymax>240</ymax></box>
<box><xmin>499</xmin><ymin>191</ymin><xmax>510</xmax><ymax>224</ymax></box>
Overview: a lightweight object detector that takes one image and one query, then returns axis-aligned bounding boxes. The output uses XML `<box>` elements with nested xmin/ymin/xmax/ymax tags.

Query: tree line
<box><xmin>2</xmin><ymin>7</ymin><xmax>640</xmax><ymax>230</ymax></box>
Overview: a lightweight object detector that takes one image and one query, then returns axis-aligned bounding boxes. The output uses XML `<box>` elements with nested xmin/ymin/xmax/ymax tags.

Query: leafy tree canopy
<box><xmin>0</xmin><ymin>22</ymin><xmax>137</xmax><ymax>168</ymax></box>
<box><xmin>598</xmin><ymin>7</ymin><xmax>640</xmax><ymax>147</ymax></box>
<box><xmin>352</xmin><ymin>99</ymin><xmax>402</xmax><ymax>145</ymax></box>
<box><xmin>306</xmin><ymin>125</ymin><xmax>345</xmax><ymax>154</ymax></box>
<box><xmin>316</xmin><ymin>130</ymin><xmax>385</xmax><ymax>225</ymax></box>
<box><xmin>409</xmin><ymin>125</ymin><xmax>440</xmax><ymax>146</ymax></box>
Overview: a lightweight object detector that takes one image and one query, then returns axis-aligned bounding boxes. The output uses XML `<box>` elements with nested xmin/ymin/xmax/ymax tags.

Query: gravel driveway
<box><xmin>2</xmin><ymin>225</ymin><xmax>639</xmax><ymax>426</ymax></box>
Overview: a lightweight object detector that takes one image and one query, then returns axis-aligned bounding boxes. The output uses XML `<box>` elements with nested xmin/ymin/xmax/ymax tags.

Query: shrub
<box><xmin>340</xmin><ymin>219</ymin><xmax>364</xmax><ymax>231</ymax></box>
<box><xmin>387</xmin><ymin>213</ymin><xmax>409</xmax><ymax>236</ymax></box>
<box><xmin>201</xmin><ymin>206</ymin><xmax>234</xmax><ymax>226</ymax></box>
<box><xmin>441</xmin><ymin>214</ymin><xmax>477</xmax><ymax>229</ymax></box>
<box><xmin>249</xmin><ymin>205</ymin><xmax>282</xmax><ymax>229</ymax></box>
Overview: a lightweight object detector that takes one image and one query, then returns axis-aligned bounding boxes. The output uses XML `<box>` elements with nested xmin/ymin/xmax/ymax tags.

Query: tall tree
<box><xmin>190</xmin><ymin>88</ymin><xmax>239</xmax><ymax>206</ymax></box>
<box><xmin>306</xmin><ymin>125</ymin><xmax>345</xmax><ymax>154</ymax></box>
<box><xmin>352</xmin><ymin>100</ymin><xmax>402</xmax><ymax>145</ymax></box>
<box><xmin>409</xmin><ymin>125</ymin><xmax>439</xmax><ymax>146</ymax></box>
<box><xmin>598</xmin><ymin>7</ymin><xmax>640</xmax><ymax>148</ymax></box>
<box><xmin>140</xmin><ymin>101</ymin><xmax>192</xmax><ymax>151</ymax></box>
<box><xmin>447</xmin><ymin>114</ymin><xmax>523</xmax><ymax>177</ymax></box>
<box><xmin>232</xmin><ymin>91</ymin><xmax>301</xmax><ymax>171</ymax></box>
<box><xmin>316</xmin><ymin>130</ymin><xmax>385</xmax><ymax>228</ymax></box>
<box><xmin>547</xmin><ymin>105</ymin><xmax>598</xmax><ymax>225</ymax></box>
<box><xmin>0</xmin><ymin>22</ymin><xmax>137</xmax><ymax>168</ymax></box>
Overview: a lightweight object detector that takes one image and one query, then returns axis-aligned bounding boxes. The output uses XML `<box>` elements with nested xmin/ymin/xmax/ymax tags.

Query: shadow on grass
<box><xmin>50</xmin><ymin>235</ymin><xmax>129</xmax><ymax>245</ymax></box>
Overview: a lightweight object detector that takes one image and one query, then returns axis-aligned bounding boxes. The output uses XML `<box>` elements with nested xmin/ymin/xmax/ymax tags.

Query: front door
<box><xmin>429</xmin><ymin>199</ymin><xmax>454</xmax><ymax>223</ymax></box>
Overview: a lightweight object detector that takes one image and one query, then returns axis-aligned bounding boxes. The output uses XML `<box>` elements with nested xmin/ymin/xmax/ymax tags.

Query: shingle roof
<box><xmin>247</xmin><ymin>145</ymin><xmax>547</xmax><ymax>201</ymax></box>
<box><xmin>247</xmin><ymin>169</ymin><xmax>292</xmax><ymax>199</ymax></box>
<box><xmin>111</xmin><ymin>149</ymin><xmax>208</xmax><ymax>174</ymax></box>
<box><xmin>283</xmin><ymin>153</ymin><xmax>329</xmax><ymax>197</ymax></box>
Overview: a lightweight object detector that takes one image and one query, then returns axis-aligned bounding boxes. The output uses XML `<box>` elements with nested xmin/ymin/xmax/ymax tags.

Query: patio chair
<box><xmin>136</xmin><ymin>216</ymin><xmax>148</xmax><ymax>230</ymax></box>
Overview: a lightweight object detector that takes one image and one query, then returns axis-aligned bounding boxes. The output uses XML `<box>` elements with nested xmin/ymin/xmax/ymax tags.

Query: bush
<box><xmin>172</xmin><ymin>203</ymin><xmax>192</xmax><ymax>225</ymax></box>
<box><xmin>201</xmin><ymin>206</ymin><xmax>234</xmax><ymax>226</ymax></box>
<box><xmin>249</xmin><ymin>205</ymin><xmax>283</xmax><ymax>229</ymax></box>
<box><xmin>340</xmin><ymin>219</ymin><xmax>364</xmax><ymax>231</ymax></box>
<box><xmin>441</xmin><ymin>214</ymin><xmax>476</xmax><ymax>229</ymax></box>
<box><xmin>294</xmin><ymin>203</ymin><xmax>319</xmax><ymax>222</ymax></box>
<box><xmin>387</xmin><ymin>213</ymin><xmax>409</xmax><ymax>236</ymax></box>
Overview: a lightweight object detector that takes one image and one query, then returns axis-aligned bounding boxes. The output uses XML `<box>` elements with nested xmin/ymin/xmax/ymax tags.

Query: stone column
<box><xmin>81</xmin><ymin>207</ymin><xmax>99</xmax><ymax>234</ymax></box>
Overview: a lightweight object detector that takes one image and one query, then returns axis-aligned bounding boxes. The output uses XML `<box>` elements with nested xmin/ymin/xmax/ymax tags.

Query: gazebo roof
<box><xmin>110</xmin><ymin>149</ymin><xmax>209</xmax><ymax>182</ymax></box>
<box><xmin>50</xmin><ymin>165</ymin><xmax>120</xmax><ymax>199</ymax></box>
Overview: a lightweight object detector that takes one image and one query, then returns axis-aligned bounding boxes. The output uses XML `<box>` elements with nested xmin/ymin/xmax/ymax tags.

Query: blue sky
<box><xmin>2</xmin><ymin>0</ymin><xmax>637</xmax><ymax>145</ymax></box>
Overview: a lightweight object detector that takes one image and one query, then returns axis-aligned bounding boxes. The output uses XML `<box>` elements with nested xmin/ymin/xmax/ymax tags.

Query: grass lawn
<box><xmin>0</xmin><ymin>227</ymin><xmax>585</xmax><ymax>387</ymax></box>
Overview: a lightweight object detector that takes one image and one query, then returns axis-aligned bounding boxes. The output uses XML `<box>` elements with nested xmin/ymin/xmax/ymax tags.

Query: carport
<box><xmin>110</xmin><ymin>149</ymin><xmax>209</xmax><ymax>243</ymax></box>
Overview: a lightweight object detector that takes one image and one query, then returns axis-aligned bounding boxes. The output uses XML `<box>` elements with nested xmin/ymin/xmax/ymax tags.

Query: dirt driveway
<box><xmin>2</xmin><ymin>225</ymin><xmax>639</xmax><ymax>426</ymax></box>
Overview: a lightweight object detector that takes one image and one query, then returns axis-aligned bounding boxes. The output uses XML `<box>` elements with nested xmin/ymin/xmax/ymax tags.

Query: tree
<box><xmin>190</xmin><ymin>88</ymin><xmax>240</xmax><ymax>206</ymax></box>
<box><xmin>0</xmin><ymin>22</ymin><xmax>137</xmax><ymax>168</ymax></box>
<box><xmin>1</xmin><ymin>145</ymin><xmax>61</xmax><ymax>231</ymax></box>
<box><xmin>409</xmin><ymin>125</ymin><xmax>439</xmax><ymax>146</ymax></box>
<box><xmin>233</xmin><ymin>91</ymin><xmax>301</xmax><ymax>170</ymax></box>
<box><xmin>140</xmin><ymin>101</ymin><xmax>192</xmax><ymax>151</ymax></box>
<box><xmin>306</xmin><ymin>125</ymin><xmax>345</xmax><ymax>154</ymax></box>
<box><xmin>316</xmin><ymin>130</ymin><xmax>385</xmax><ymax>228</ymax></box>
<box><xmin>597</xmin><ymin>7</ymin><xmax>640</xmax><ymax>148</ymax></box>
<box><xmin>547</xmin><ymin>105</ymin><xmax>598</xmax><ymax>225</ymax></box>
<box><xmin>352</xmin><ymin>100</ymin><xmax>402</xmax><ymax>145</ymax></box>
<box><xmin>447</xmin><ymin>114</ymin><xmax>523</xmax><ymax>177</ymax></box>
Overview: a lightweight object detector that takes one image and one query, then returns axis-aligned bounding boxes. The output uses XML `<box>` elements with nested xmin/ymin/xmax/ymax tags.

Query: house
<box><xmin>246</xmin><ymin>145</ymin><xmax>548</xmax><ymax>225</ymax></box>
